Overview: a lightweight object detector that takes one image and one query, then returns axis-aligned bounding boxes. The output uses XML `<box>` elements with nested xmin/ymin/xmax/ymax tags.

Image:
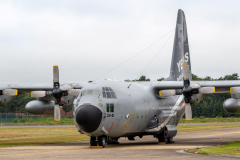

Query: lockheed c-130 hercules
<box><xmin>0</xmin><ymin>9</ymin><xmax>239</xmax><ymax>148</ymax></box>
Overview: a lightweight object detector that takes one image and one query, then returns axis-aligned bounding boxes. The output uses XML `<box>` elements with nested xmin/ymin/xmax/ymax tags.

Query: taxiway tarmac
<box><xmin>1</xmin><ymin>127</ymin><xmax>240</xmax><ymax>160</ymax></box>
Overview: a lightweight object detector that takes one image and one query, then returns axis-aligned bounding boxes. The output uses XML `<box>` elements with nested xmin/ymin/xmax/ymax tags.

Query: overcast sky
<box><xmin>0</xmin><ymin>0</ymin><xmax>240</xmax><ymax>84</ymax></box>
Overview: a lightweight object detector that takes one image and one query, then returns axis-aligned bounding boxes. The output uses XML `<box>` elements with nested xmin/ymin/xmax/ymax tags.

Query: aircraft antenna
<box><xmin>136</xmin><ymin>31</ymin><xmax>174</xmax><ymax>80</ymax></box>
<box><xmin>94</xmin><ymin>29</ymin><xmax>175</xmax><ymax>80</ymax></box>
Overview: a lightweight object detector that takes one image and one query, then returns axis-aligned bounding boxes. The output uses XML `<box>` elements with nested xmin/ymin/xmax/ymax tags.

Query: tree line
<box><xmin>0</xmin><ymin>73</ymin><xmax>240</xmax><ymax>117</ymax></box>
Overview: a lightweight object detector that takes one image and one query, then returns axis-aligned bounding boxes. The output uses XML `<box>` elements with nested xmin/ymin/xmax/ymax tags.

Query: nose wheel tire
<box><xmin>98</xmin><ymin>136</ymin><xmax>106</xmax><ymax>148</ymax></box>
<box><xmin>90</xmin><ymin>137</ymin><xmax>97</xmax><ymax>146</ymax></box>
<box><xmin>168</xmin><ymin>137</ymin><xmax>174</xmax><ymax>143</ymax></box>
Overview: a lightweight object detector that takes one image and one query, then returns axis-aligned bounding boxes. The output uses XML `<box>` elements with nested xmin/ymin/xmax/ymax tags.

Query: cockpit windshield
<box><xmin>102</xmin><ymin>87</ymin><xmax>117</xmax><ymax>98</ymax></box>
<box><xmin>77</xmin><ymin>87</ymin><xmax>116</xmax><ymax>99</ymax></box>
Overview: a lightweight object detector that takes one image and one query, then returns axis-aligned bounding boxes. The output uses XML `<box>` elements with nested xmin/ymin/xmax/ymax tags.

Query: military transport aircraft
<box><xmin>0</xmin><ymin>9</ymin><xmax>239</xmax><ymax>148</ymax></box>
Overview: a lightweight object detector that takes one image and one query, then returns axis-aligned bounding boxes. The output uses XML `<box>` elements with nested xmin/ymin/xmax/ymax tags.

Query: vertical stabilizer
<box><xmin>165</xmin><ymin>9</ymin><xmax>192</xmax><ymax>81</ymax></box>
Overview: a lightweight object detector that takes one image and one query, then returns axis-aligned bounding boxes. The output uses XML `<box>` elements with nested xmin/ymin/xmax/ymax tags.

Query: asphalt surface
<box><xmin>1</xmin><ymin>127</ymin><xmax>240</xmax><ymax>159</ymax></box>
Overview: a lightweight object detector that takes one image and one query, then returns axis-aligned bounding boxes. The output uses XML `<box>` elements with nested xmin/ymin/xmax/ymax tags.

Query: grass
<box><xmin>0</xmin><ymin>127</ymin><xmax>89</xmax><ymax>147</ymax></box>
<box><xmin>180</xmin><ymin>117</ymin><xmax>240</xmax><ymax>123</ymax></box>
<box><xmin>0</xmin><ymin>124</ymin><xmax>240</xmax><ymax>148</ymax></box>
<box><xmin>2</xmin><ymin>117</ymin><xmax>240</xmax><ymax>126</ymax></box>
<box><xmin>198</xmin><ymin>141</ymin><xmax>240</xmax><ymax>155</ymax></box>
<box><xmin>185</xmin><ymin>149</ymin><xmax>208</xmax><ymax>155</ymax></box>
<box><xmin>177</xmin><ymin>124</ymin><xmax>240</xmax><ymax>132</ymax></box>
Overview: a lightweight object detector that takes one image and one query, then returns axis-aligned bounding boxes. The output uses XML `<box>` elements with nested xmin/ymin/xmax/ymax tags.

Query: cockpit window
<box><xmin>106</xmin><ymin>92</ymin><xmax>111</xmax><ymax>98</ymax></box>
<box><xmin>110</xmin><ymin>92</ymin><xmax>116</xmax><ymax>98</ymax></box>
<box><xmin>102</xmin><ymin>91</ymin><xmax>106</xmax><ymax>98</ymax></box>
<box><xmin>102</xmin><ymin>87</ymin><xmax>117</xmax><ymax>99</ymax></box>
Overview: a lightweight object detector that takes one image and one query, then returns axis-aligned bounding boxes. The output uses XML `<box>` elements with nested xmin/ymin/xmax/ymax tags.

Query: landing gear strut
<box><xmin>90</xmin><ymin>137</ymin><xmax>97</xmax><ymax>146</ymax></box>
<box><xmin>90</xmin><ymin>136</ymin><xmax>106</xmax><ymax>148</ymax></box>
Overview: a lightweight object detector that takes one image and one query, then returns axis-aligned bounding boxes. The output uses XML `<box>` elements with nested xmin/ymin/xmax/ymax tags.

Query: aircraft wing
<box><xmin>0</xmin><ymin>83</ymin><xmax>87</xmax><ymax>97</ymax></box>
<box><xmin>0</xmin><ymin>83</ymin><xmax>85</xmax><ymax>93</ymax></box>
<box><xmin>151</xmin><ymin>80</ymin><xmax>240</xmax><ymax>93</ymax></box>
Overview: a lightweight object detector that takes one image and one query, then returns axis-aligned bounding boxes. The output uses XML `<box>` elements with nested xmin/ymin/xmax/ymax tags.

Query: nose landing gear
<box><xmin>98</xmin><ymin>136</ymin><xmax>106</xmax><ymax>148</ymax></box>
<box><xmin>90</xmin><ymin>136</ymin><xmax>106</xmax><ymax>148</ymax></box>
<box><xmin>90</xmin><ymin>137</ymin><xmax>97</xmax><ymax>146</ymax></box>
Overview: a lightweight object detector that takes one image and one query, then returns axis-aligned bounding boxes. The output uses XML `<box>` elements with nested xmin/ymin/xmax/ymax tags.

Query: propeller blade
<box><xmin>68</xmin><ymin>89</ymin><xmax>81</xmax><ymax>96</ymax></box>
<box><xmin>53</xmin><ymin>65</ymin><xmax>60</xmax><ymax>89</ymax></box>
<box><xmin>54</xmin><ymin>104</ymin><xmax>61</xmax><ymax>121</ymax></box>
<box><xmin>185</xmin><ymin>103</ymin><xmax>192</xmax><ymax>120</ymax></box>
<box><xmin>31</xmin><ymin>91</ymin><xmax>46</xmax><ymax>97</ymax></box>
<box><xmin>0</xmin><ymin>89</ymin><xmax>18</xmax><ymax>96</ymax></box>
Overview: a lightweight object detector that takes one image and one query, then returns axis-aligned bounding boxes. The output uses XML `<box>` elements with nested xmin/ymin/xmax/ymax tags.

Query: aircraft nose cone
<box><xmin>75</xmin><ymin>104</ymin><xmax>102</xmax><ymax>133</ymax></box>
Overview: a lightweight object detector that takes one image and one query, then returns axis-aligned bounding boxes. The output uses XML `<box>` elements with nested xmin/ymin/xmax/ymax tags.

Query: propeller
<box><xmin>182</xmin><ymin>63</ymin><xmax>192</xmax><ymax>120</ymax></box>
<box><xmin>31</xmin><ymin>66</ymin><xmax>80</xmax><ymax>121</ymax></box>
<box><xmin>52</xmin><ymin>65</ymin><xmax>61</xmax><ymax>121</ymax></box>
<box><xmin>158</xmin><ymin>63</ymin><xmax>215</xmax><ymax>120</ymax></box>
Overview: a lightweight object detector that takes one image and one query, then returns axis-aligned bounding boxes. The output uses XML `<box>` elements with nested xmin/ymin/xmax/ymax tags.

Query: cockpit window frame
<box><xmin>81</xmin><ymin>90</ymin><xmax>86</xmax><ymax>96</ymax></box>
<box><xmin>102</xmin><ymin>87</ymin><xmax>117</xmax><ymax>99</ymax></box>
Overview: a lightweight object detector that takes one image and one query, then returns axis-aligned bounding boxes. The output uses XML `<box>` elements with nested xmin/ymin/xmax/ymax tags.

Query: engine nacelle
<box><xmin>223</xmin><ymin>98</ymin><xmax>240</xmax><ymax>114</ymax></box>
<box><xmin>190</xmin><ymin>94</ymin><xmax>204</xmax><ymax>106</ymax></box>
<box><xmin>0</xmin><ymin>95</ymin><xmax>17</xmax><ymax>106</ymax></box>
<box><xmin>25</xmin><ymin>100</ymin><xmax>55</xmax><ymax>115</ymax></box>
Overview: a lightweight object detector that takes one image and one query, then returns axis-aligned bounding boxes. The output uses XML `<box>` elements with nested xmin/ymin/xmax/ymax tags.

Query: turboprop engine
<box><xmin>0</xmin><ymin>95</ymin><xmax>17</xmax><ymax>106</ymax></box>
<box><xmin>25</xmin><ymin>95</ymin><xmax>75</xmax><ymax>115</ymax></box>
<box><xmin>0</xmin><ymin>87</ymin><xmax>18</xmax><ymax>106</ymax></box>
<box><xmin>25</xmin><ymin>100</ymin><xmax>55</xmax><ymax>115</ymax></box>
<box><xmin>223</xmin><ymin>98</ymin><xmax>240</xmax><ymax>114</ymax></box>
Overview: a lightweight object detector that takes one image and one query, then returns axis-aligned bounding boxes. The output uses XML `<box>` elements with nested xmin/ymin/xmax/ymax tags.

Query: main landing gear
<box><xmin>157</xmin><ymin>126</ymin><xmax>174</xmax><ymax>144</ymax></box>
<box><xmin>90</xmin><ymin>136</ymin><xmax>106</xmax><ymax>148</ymax></box>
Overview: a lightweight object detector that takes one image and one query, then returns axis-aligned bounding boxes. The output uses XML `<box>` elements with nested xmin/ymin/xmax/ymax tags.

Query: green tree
<box><xmin>157</xmin><ymin>77</ymin><xmax>164</xmax><ymax>81</ymax></box>
<box><xmin>62</xmin><ymin>104</ymin><xmax>73</xmax><ymax>115</ymax></box>
<box><xmin>138</xmin><ymin>75</ymin><xmax>150</xmax><ymax>81</ymax></box>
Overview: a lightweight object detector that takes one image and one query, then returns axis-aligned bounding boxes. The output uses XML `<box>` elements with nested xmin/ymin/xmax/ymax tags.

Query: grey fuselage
<box><xmin>73</xmin><ymin>80</ymin><xmax>185</xmax><ymax>138</ymax></box>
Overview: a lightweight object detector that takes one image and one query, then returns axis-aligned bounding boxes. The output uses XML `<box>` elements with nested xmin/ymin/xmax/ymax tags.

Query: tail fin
<box><xmin>165</xmin><ymin>9</ymin><xmax>192</xmax><ymax>81</ymax></box>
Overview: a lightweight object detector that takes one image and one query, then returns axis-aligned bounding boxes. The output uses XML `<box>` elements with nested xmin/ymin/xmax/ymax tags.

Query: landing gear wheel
<box><xmin>164</xmin><ymin>138</ymin><xmax>168</xmax><ymax>144</ymax></box>
<box><xmin>90</xmin><ymin>137</ymin><xmax>97</xmax><ymax>146</ymax></box>
<box><xmin>168</xmin><ymin>137</ymin><xmax>174</xmax><ymax>143</ymax></box>
<box><xmin>157</xmin><ymin>126</ymin><xmax>168</xmax><ymax>144</ymax></box>
<box><xmin>98</xmin><ymin>136</ymin><xmax>106</xmax><ymax>148</ymax></box>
